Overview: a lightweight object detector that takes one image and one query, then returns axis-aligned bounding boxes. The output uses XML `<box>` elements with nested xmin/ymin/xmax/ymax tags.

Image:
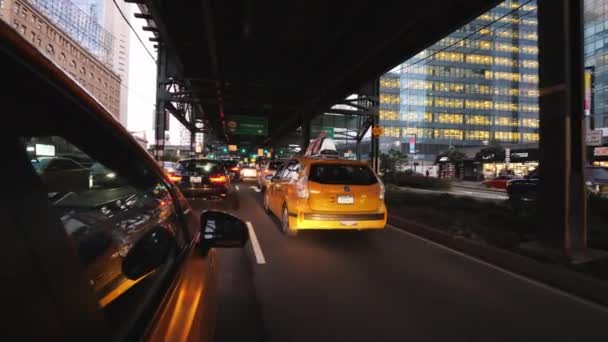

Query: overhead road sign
<box><xmin>226</xmin><ymin>115</ymin><xmax>268</xmax><ymax>136</ymax></box>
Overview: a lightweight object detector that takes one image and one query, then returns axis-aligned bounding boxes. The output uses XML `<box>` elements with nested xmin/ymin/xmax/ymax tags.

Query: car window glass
<box><xmin>178</xmin><ymin>160</ymin><xmax>222</xmax><ymax>175</ymax></box>
<box><xmin>281</xmin><ymin>161</ymin><xmax>299</xmax><ymax>180</ymax></box>
<box><xmin>21</xmin><ymin>135</ymin><xmax>182</xmax><ymax>333</ymax></box>
<box><xmin>309</xmin><ymin>164</ymin><xmax>378</xmax><ymax>185</ymax></box>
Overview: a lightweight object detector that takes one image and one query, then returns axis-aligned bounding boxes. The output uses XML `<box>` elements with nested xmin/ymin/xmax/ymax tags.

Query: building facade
<box><xmin>379</xmin><ymin>0</ymin><xmax>539</xmax><ymax>162</ymax></box>
<box><xmin>585</xmin><ymin>0</ymin><xmax>608</xmax><ymax>129</ymax></box>
<box><xmin>65</xmin><ymin>0</ymin><xmax>130</xmax><ymax>126</ymax></box>
<box><xmin>0</xmin><ymin>0</ymin><xmax>121</xmax><ymax>116</ymax></box>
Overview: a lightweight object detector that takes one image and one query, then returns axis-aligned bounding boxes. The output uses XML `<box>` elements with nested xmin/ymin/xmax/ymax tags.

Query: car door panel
<box><xmin>145</xmin><ymin>247</ymin><xmax>217</xmax><ymax>342</ymax></box>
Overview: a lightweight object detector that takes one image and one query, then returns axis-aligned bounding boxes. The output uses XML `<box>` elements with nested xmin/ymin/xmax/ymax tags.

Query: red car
<box><xmin>481</xmin><ymin>175</ymin><xmax>514</xmax><ymax>189</ymax></box>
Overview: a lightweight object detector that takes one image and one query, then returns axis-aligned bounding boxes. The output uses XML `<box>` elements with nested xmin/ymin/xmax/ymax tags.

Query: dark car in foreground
<box><xmin>173</xmin><ymin>159</ymin><xmax>239</xmax><ymax>209</ymax></box>
<box><xmin>507</xmin><ymin>167</ymin><xmax>608</xmax><ymax>204</ymax></box>
<box><xmin>3</xmin><ymin>21</ymin><xmax>248</xmax><ymax>341</ymax></box>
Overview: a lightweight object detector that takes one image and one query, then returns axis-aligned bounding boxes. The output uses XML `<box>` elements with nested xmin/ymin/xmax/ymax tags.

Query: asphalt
<box><xmin>191</xmin><ymin>180</ymin><xmax>608</xmax><ymax>342</ymax></box>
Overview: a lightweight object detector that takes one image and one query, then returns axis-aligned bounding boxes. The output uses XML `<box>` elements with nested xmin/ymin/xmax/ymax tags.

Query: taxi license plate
<box><xmin>337</xmin><ymin>195</ymin><xmax>354</xmax><ymax>204</ymax></box>
<box><xmin>190</xmin><ymin>176</ymin><xmax>202</xmax><ymax>183</ymax></box>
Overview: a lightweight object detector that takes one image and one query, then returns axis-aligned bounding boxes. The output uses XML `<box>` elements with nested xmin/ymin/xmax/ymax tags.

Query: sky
<box><xmin>125</xmin><ymin>4</ymin><xmax>188</xmax><ymax>147</ymax></box>
<box><xmin>125</xmin><ymin>4</ymin><xmax>157</xmax><ymax>144</ymax></box>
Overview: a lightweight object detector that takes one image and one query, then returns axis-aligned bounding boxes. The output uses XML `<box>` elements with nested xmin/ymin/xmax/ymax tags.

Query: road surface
<box><xmin>190</xmin><ymin>180</ymin><xmax>608</xmax><ymax>342</ymax></box>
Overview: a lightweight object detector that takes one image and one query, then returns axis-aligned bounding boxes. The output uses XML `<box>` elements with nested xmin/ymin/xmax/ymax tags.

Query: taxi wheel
<box><xmin>282</xmin><ymin>205</ymin><xmax>298</xmax><ymax>237</ymax></box>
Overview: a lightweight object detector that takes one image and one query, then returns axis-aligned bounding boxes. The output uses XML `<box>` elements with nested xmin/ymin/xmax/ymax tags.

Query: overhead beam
<box><xmin>134</xmin><ymin>13</ymin><xmax>153</xmax><ymax>20</ymax></box>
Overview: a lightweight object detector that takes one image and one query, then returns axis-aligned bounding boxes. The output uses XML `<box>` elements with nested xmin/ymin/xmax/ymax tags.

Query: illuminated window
<box><xmin>380</xmin><ymin>78</ymin><xmax>400</xmax><ymax>88</ymax></box>
<box><xmin>494</xmin><ymin>131</ymin><xmax>520</xmax><ymax>142</ymax></box>
<box><xmin>401</xmin><ymin>112</ymin><xmax>419</xmax><ymax>121</ymax></box>
<box><xmin>380</xmin><ymin>110</ymin><xmax>398</xmax><ymax>120</ymax></box>
<box><xmin>424</xmin><ymin>112</ymin><xmax>433</xmax><ymax>122</ymax></box>
<box><xmin>466</xmin><ymin>130</ymin><xmax>490</xmax><ymax>141</ymax></box>
<box><xmin>380</xmin><ymin>94</ymin><xmax>399</xmax><ymax>104</ymax></box>
<box><xmin>434</xmin><ymin>129</ymin><xmax>462</xmax><ymax>140</ymax></box>
<box><xmin>436</xmin><ymin>113</ymin><xmax>463</xmax><ymax>124</ymax></box>
<box><xmin>382</xmin><ymin>126</ymin><xmax>401</xmax><ymax>137</ymax></box>
<box><xmin>521</xmin><ymin>118</ymin><xmax>539</xmax><ymax>128</ymax></box>
<box><xmin>495</xmin><ymin>117</ymin><xmax>519</xmax><ymax>127</ymax></box>
<box><xmin>466</xmin><ymin>115</ymin><xmax>491</xmax><ymax>126</ymax></box>
<box><xmin>522</xmin><ymin>133</ymin><xmax>540</xmax><ymax>142</ymax></box>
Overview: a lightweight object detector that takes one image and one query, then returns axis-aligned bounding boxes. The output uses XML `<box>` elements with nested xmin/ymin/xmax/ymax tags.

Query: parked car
<box><xmin>264</xmin><ymin>156</ymin><xmax>387</xmax><ymax>236</ymax></box>
<box><xmin>506</xmin><ymin>167</ymin><xmax>608</xmax><ymax>204</ymax></box>
<box><xmin>4</xmin><ymin>23</ymin><xmax>248</xmax><ymax>341</ymax></box>
<box><xmin>257</xmin><ymin>160</ymin><xmax>286</xmax><ymax>190</ymax></box>
<box><xmin>481</xmin><ymin>175</ymin><xmax>514</xmax><ymax>189</ymax></box>
<box><xmin>173</xmin><ymin>159</ymin><xmax>239</xmax><ymax>209</ymax></box>
<box><xmin>221</xmin><ymin>159</ymin><xmax>241</xmax><ymax>182</ymax></box>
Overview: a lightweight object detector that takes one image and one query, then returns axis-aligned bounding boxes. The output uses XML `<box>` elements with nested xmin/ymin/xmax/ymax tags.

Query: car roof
<box><xmin>297</xmin><ymin>156</ymin><xmax>370</xmax><ymax>166</ymax></box>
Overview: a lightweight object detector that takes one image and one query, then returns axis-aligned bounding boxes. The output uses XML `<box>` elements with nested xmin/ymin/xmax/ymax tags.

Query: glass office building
<box><xmin>585</xmin><ymin>0</ymin><xmax>608</xmax><ymax>129</ymax></box>
<box><xmin>379</xmin><ymin>0</ymin><xmax>539</xmax><ymax>161</ymax></box>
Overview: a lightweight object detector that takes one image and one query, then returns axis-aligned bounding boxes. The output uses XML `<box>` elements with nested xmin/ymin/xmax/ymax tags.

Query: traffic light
<box><xmin>241</xmin><ymin>148</ymin><xmax>246</xmax><ymax>153</ymax></box>
<box><xmin>222</xmin><ymin>147</ymin><xmax>228</xmax><ymax>153</ymax></box>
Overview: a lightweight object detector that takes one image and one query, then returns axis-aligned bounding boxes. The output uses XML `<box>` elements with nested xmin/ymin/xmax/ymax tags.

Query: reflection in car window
<box><xmin>178</xmin><ymin>160</ymin><xmax>223</xmax><ymax>175</ymax></box>
<box><xmin>309</xmin><ymin>164</ymin><xmax>378</xmax><ymax>185</ymax></box>
<box><xmin>21</xmin><ymin>135</ymin><xmax>179</xmax><ymax>330</ymax></box>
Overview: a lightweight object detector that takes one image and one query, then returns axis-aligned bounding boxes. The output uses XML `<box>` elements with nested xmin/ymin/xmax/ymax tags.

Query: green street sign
<box><xmin>311</xmin><ymin>126</ymin><xmax>334</xmax><ymax>138</ymax></box>
<box><xmin>225</xmin><ymin>115</ymin><xmax>268</xmax><ymax>136</ymax></box>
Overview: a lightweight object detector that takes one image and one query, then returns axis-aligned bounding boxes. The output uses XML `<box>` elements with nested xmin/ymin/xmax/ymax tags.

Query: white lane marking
<box><xmin>235</xmin><ymin>185</ymin><xmax>240</xmax><ymax>191</ymax></box>
<box><xmin>246</xmin><ymin>221</ymin><xmax>266</xmax><ymax>264</ymax></box>
<box><xmin>386</xmin><ymin>224</ymin><xmax>608</xmax><ymax>314</ymax></box>
<box><xmin>250</xmin><ymin>186</ymin><xmax>261</xmax><ymax>192</ymax></box>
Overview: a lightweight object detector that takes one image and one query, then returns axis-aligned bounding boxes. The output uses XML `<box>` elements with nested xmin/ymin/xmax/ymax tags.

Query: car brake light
<box><xmin>296</xmin><ymin>175</ymin><xmax>309</xmax><ymax>199</ymax></box>
<box><xmin>378</xmin><ymin>178</ymin><xmax>385</xmax><ymax>200</ymax></box>
<box><xmin>231</xmin><ymin>167</ymin><xmax>239</xmax><ymax>172</ymax></box>
<box><xmin>209</xmin><ymin>174</ymin><xmax>227</xmax><ymax>184</ymax></box>
<box><xmin>264</xmin><ymin>169</ymin><xmax>272</xmax><ymax>174</ymax></box>
<box><xmin>169</xmin><ymin>174</ymin><xmax>182</xmax><ymax>182</ymax></box>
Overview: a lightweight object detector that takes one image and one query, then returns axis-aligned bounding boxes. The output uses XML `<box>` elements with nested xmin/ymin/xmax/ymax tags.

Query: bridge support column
<box><xmin>538</xmin><ymin>0</ymin><xmax>587</xmax><ymax>255</ymax></box>
<box><xmin>154</xmin><ymin>44</ymin><xmax>168</xmax><ymax>161</ymax></box>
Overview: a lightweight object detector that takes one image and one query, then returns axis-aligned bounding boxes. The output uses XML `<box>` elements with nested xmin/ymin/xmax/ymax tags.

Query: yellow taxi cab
<box><xmin>263</xmin><ymin>152</ymin><xmax>387</xmax><ymax>236</ymax></box>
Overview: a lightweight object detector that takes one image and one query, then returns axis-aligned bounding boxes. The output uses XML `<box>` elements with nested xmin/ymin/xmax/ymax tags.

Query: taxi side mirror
<box><xmin>265</xmin><ymin>174</ymin><xmax>274</xmax><ymax>181</ymax></box>
<box><xmin>200</xmin><ymin>211</ymin><xmax>249</xmax><ymax>249</ymax></box>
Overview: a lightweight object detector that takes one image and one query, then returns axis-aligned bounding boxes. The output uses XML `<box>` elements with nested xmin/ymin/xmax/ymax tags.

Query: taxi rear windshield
<box><xmin>309</xmin><ymin>164</ymin><xmax>378</xmax><ymax>185</ymax></box>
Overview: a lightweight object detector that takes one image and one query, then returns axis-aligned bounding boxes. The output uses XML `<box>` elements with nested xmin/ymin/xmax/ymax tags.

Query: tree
<box><xmin>445</xmin><ymin>146</ymin><xmax>466</xmax><ymax>162</ymax></box>
<box><xmin>379</xmin><ymin>148</ymin><xmax>408</xmax><ymax>174</ymax></box>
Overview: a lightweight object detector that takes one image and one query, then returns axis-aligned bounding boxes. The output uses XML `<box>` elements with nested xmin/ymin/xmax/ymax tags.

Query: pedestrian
<box><xmin>425</xmin><ymin>169</ymin><xmax>430</xmax><ymax>177</ymax></box>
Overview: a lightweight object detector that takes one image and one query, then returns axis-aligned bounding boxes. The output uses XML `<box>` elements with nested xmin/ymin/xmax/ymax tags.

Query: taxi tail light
<box><xmin>296</xmin><ymin>175</ymin><xmax>309</xmax><ymax>199</ymax></box>
<box><xmin>209</xmin><ymin>174</ymin><xmax>227</xmax><ymax>184</ymax></box>
<box><xmin>378</xmin><ymin>178</ymin><xmax>385</xmax><ymax>200</ymax></box>
<box><xmin>168</xmin><ymin>173</ymin><xmax>182</xmax><ymax>182</ymax></box>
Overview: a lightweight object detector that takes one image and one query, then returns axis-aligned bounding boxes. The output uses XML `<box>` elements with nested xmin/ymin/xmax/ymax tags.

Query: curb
<box><xmin>388</xmin><ymin>214</ymin><xmax>608</xmax><ymax>307</ymax></box>
<box><xmin>452</xmin><ymin>184</ymin><xmax>506</xmax><ymax>193</ymax></box>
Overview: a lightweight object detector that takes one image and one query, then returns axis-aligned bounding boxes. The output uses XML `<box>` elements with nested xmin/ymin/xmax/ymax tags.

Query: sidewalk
<box><xmin>452</xmin><ymin>180</ymin><xmax>506</xmax><ymax>193</ymax></box>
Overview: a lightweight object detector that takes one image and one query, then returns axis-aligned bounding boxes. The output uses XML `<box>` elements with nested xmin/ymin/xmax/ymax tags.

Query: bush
<box><xmin>383</xmin><ymin>172</ymin><xmax>451</xmax><ymax>190</ymax></box>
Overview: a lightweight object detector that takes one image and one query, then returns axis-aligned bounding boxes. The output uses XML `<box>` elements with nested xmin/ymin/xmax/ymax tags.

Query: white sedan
<box><xmin>240</xmin><ymin>164</ymin><xmax>257</xmax><ymax>179</ymax></box>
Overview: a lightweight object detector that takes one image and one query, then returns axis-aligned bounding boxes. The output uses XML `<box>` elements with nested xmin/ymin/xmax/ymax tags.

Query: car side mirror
<box><xmin>200</xmin><ymin>210</ymin><xmax>248</xmax><ymax>248</ymax></box>
<box><xmin>122</xmin><ymin>228</ymin><xmax>173</xmax><ymax>280</ymax></box>
<box><xmin>265</xmin><ymin>174</ymin><xmax>274</xmax><ymax>181</ymax></box>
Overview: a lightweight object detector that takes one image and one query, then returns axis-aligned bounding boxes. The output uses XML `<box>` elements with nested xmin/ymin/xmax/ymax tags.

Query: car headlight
<box><xmin>106</xmin><ymin>172</ymin><xmax>116</xmax><ymax>179</ymax></box>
